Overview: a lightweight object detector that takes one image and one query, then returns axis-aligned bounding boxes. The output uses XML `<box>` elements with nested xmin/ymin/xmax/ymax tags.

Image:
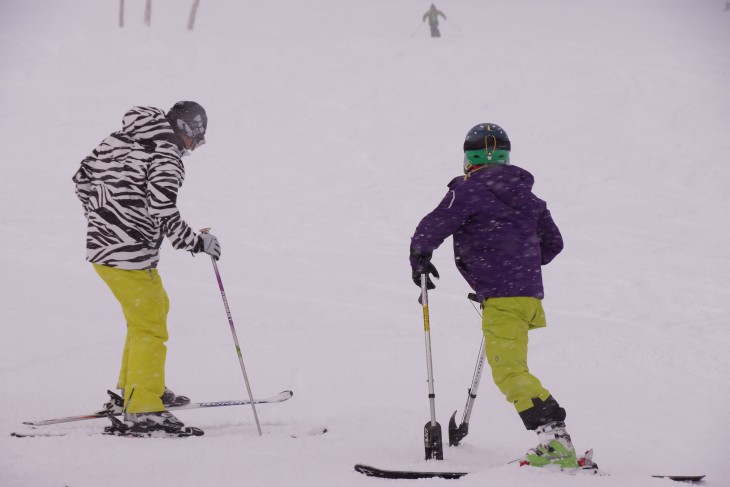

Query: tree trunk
<box><xmin>119</xmin><ymin>0</ymin><xmax>125</xmax><ymax>28</ymax></box>
<box><xmin>188</xmin><ymin>0</ymin><xmax>201</xmax><ymax>30</ymax></box>
<box><xmin>144</xmin><ymin>0</ymin><xmax>152</xmax><ymax>27</ymax></box>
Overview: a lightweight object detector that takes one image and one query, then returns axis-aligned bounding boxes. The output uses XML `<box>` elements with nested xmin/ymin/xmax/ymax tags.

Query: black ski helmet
<box><xmin>166</xmin><ymin>101</ymin><xmax>207</xmax><ymax>151</ymax></box>
<box><xmin>463</xmin><ymin>123</ymin><xmax>510</xmax><ymax>173</ymax></box>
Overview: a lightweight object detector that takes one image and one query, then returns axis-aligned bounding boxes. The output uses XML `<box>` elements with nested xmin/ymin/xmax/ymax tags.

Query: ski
<box><xmin>354</xmin><ymin>464</ymin><xmax>705</xmax><ymax>482</ymax></box>
<box><xmin>290</xmin><ymin>426</ymin><xmax>329</xmax><ymax>438</ymax></box>
<box><xmin>652</xmin><ymin>476</ymin><xmax>706</xmax><ymax>482</ymax></box>
<box><xmin>12</xmin><ymin>432</ymin><xmax>67</xmax><ymax>438</ymax></box>
<box><xmin>22</xmin><ymin>390</ymin><xmax>293</xmax><ymax>426</ymax></box>
<box><xmin>12</xmin><ymin>428</ymin><xmax>203</xmax><ymax>439</ymax></box>
<box><xmin>354</xmin><ymin>464</ymin><xmax>468</xmax><ymax>480</ymax></box>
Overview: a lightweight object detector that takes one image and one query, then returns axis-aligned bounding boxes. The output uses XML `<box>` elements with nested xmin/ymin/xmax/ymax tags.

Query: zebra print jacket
<box><xmin>73</xmin><ymin>106</ymin><xmax>198</xmax><ymax>270</ymax></box>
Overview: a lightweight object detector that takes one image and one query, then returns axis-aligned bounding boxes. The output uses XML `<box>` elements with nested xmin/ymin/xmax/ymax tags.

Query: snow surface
<box><xmin>1</xmin><ymin>0</ymin><xmax>729</xmax><ymax>485</ymax></box>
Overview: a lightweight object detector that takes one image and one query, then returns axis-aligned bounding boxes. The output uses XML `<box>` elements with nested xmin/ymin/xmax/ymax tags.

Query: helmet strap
<box><xmin>485</xmin><ymin>135</ymin><xmax>498</xmax><ymax>161</ymax></box>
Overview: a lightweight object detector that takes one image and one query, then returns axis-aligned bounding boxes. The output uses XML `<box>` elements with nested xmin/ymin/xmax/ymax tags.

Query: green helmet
<box><xmin>463</xmin><ymin>123</ymin><xmax>510</xmax><ymax>173</ymax></box>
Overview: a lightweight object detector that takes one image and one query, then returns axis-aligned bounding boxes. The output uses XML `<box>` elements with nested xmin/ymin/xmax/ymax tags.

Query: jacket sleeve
<box><xmin>537</xmin><ymin>206</ymin><xmax>563</xmax><ymax>265</ymax></box>
<box><xmin>72</xmin><ymin>160</ymin><xmax>92</xmax><ymax>218</ymax></box>
<box><xmin>147</xmin><ymin>154</ymin><xmax>198</xmax><ymax>252</ymax></box>
<box><xmin>410</xmin><ymin>184</ymin><xmax>472</xmax><ymax>268</ymax></box>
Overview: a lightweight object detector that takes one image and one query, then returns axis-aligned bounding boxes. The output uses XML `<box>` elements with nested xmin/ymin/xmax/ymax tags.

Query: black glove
<box><xmin>411</xmin><ymin>250</ymin><xmax>439</xmax><ymax>290</ymax></box>
<box><xmin>194</xmin><ymin>232</ymin><xmax>221</xmax><ymax>260</ymax></box>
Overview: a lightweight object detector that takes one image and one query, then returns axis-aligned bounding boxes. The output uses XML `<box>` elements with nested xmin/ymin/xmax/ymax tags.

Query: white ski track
<box><xmin>22</xmin><ymin>390</ymin><xmax>293</xmax><ymax>426</ymax></box>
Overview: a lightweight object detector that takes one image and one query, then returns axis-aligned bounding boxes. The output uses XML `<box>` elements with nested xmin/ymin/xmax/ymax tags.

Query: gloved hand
<box><xmin>411</xmin><ymin>254</ymin><xmax>439</xmax><ymax>290</ymax></box>
<box><xmin>194</xmin><ymin>232</ymin><xmax>221</xmax><ymax>260</ymax></box>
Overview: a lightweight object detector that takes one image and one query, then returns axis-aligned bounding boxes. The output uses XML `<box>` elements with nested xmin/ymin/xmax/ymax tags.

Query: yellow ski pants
<box><xmin>94</xmin><ymin>264</ymin><xmax>169</xmax><ymax>414</ymax></box>
<box><xmin>482</xmin><ymin>297</ymin><xmax>552</xmax><ymax>413</ymax></box>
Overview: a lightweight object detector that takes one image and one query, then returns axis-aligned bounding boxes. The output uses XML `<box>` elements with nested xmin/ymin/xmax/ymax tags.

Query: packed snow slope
<box><xmin>1</xmin><ymin>0</ymin><xmax>728</xmax><ymax>485</ymax></box>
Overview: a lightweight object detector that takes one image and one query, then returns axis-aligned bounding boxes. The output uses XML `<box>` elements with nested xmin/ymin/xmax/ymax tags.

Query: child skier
<box><xmin>409</xmin><ymin>123</ymin><xmax>578</xmax><ymax>468</ymax></box>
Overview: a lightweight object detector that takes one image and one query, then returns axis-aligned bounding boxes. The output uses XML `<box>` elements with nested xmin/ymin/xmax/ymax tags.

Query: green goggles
<box><xmin>463</xmin><ymin>149</ymin><xmax>510</xmax><ymax>173</ymax></box>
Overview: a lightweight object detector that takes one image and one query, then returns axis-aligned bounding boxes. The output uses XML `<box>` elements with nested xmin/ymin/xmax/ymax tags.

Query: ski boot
<box><xmin>100</xmin><ymin>387</ymin><xmax>190</xmax><ymax>415</ymax></box>
<box><xmin>105</xmin><ymin>411</ymin><xmax>203</xmax><ymax>438</ymax></box>
<box><xmin>519</xmin><ymin>421</ymin><xmax>578</xmax><ymax>469</ymax></box>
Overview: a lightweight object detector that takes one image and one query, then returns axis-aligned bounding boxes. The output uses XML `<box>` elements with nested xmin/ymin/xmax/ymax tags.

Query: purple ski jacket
<box><xmin>410</xmin><ymin>164</ymin><xmax>563</xmax><ymax>301</ymax></box>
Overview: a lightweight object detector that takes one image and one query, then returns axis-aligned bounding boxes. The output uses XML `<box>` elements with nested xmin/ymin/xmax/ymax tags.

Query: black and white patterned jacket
<box><xmin>73</xmin><ymin>106</ymin><xmax>198</xmax><ymax>269</ymax></box>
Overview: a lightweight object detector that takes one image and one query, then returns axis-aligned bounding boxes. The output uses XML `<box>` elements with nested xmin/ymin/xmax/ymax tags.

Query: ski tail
<box><xmin>448</xmin><ymin>410</ymin><xmax>469</xmax><ymax>446</ymax></box>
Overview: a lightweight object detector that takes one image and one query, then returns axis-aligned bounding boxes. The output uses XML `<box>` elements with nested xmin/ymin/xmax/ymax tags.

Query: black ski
<box><xmin>22</xmin><ymin>390</ymin><xmax>292</xmax><ymax>426</ymax></box>
<box><xmin>354</xmin><ymin>464</ymin><xmax>468</xmax><ymax>480</ymax></box>
<box><xmin>652</xmin><ymin>475</ymin><xmax>706</xmax><ymax>482</ymax></box>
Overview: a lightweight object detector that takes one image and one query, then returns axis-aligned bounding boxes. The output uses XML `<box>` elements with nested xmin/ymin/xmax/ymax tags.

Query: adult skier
<box><xmin>72</xmin><ymin>102</ymin><xmax>221</xmax><ymax>436</ymax></box>
<box><xmin>409</xmin><ymin>124</ymin><xmax>578</xmax><ymax>469</ymax></box>
<box><xmin>422</xmin><ymin>4</ymin><xmax>447</xmax><ymax>38</ymax></box>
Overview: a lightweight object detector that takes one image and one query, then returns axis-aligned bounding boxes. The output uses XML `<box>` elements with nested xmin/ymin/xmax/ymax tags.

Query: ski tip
<box><xmin>652</xmin><ymin>475</ymin><xmax>706</xmax><ymax>482</ymax></box>
<box><xmin>290</xmin><ymin>426</ymin><xmax>327</xmax><ymax>438</ymax></box>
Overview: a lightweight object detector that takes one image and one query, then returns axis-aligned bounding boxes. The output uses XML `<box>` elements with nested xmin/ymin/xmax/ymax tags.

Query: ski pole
<box><xmin>202</xmin><ymin>229</ymin><xmax>262</xmax><ymax>436</ymax></box>
<box><xmin>448</xmin><ymin>295</ymin><xmax>486</xmax><ymax>446</ymax></box>
<box><xmin>420</xmin><ymin>273</ymin><xmax>443</xmax><ymax>460</ymax></box>
<box><xmin>409</xmin><ymin>22</ymin><xmax>424</xmax><ymax>38</ymax></box>
<box><xmin>446</xmin><ymin>18</ymin><xmax>462</xmax><ymax>31</ymax></box>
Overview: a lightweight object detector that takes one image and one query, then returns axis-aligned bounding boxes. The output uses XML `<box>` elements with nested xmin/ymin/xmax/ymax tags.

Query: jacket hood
<box><xmin>121</xmin><ymin>106</ymin><xmax>178</xmax><ymax>146</ymax></box>
<box><xmin>469</xmin><ymin>164</ymin><xmax>535</xmax><ymax>212</ymax></box>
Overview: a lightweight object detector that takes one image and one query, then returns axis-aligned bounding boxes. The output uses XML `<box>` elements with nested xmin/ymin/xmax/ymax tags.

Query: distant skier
<box><xmin>72</xmin><ymin>102</ymin><xmax>221</xmax><ymax>437</ymax></box>
<box><xmin>422</xmin><ymin>4</ymin><xmax>446</xmax><ymax>38</ymax></box>
<box><xmin>409</xmin><ymin>124</ymin><xmax>579</xmax><ymax>469</ymax></box>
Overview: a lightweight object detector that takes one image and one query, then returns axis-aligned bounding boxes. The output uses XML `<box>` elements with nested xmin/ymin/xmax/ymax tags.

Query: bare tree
<box><xmin>144</xmin><ymin>0</ymin><xmax>152</xmax><ymax>27</ymax></box>
<box><xmin>188</xmin><ymin>0</ymin><xmax>201</xmax><ymax>30</ymax></box>
<box><xmin>119</xmin><ymin>0</ymin><xmax>125</xmax><ymax>28</ymax></box>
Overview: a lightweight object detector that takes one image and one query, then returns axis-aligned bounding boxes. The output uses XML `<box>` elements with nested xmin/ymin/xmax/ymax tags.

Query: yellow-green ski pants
<box><xmin>482</xmin><ymin>297</ymin><xmax>552</xmax><ymax>413</ymax></box>
<box><xmin>94</xmin><ymin>264</ymin><xmax>169</xmax><ymax>414</ymax></box>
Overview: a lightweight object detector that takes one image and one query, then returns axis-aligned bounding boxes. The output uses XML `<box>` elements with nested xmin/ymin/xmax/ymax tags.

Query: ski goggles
<box><xmin>463</xmin><ymin>149</ymin><xmax>510</xmax><ymax>173</ymax></box>
<box><xmin>176</xmin><ymin>115</ymin><xmax>206</xmax><ymax>150</ymax></box>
